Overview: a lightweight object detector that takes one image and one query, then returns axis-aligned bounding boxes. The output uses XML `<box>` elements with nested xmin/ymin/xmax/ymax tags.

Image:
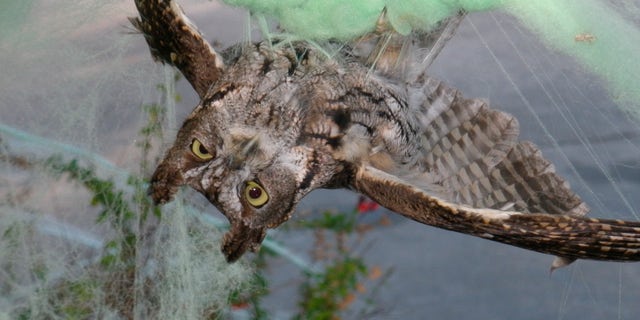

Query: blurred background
<box><xmin>1</xmin><ymin>1</ymin><xmax>639</xmax><ymax>319</ymax></box>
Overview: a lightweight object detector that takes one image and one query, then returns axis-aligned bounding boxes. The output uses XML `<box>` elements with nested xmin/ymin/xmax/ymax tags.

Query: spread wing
<box><xmin>414</xmin><ymin>77</ymin><xmax>590</xmax><ymax>217</ymax></box>
<box><xmin>352</xmin><ymin>77</ymin><xmax>640</xmax><ymax>266</ymax></box>
<box><xmin>130</xmin><ymin>0</ymin><xmax>224</xmax><ymax>98</ymax></box>
<box><xmin>354</xmin><ymin>165</ymin><xmax>640</xmax><ymax>263</ymax></box>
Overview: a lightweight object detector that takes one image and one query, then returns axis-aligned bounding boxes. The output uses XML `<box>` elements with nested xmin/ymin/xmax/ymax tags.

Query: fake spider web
<box><xmin>1</xmin><ymin>0</ymin><xmax>640</xmax><ymax>319</ymax></box>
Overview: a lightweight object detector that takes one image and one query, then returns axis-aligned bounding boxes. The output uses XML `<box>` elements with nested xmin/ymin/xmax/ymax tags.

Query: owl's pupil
<box><xmin>198</xmin><ymin>144</ymin><xmax>209</xmax><ymax>155</ymax></box>
<box><xmin>248</xmin><ymin>187</ymin><xmax>262</xmax><ymax>199</ymax></box>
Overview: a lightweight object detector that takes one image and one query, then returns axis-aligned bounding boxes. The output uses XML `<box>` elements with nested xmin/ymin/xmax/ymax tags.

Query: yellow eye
<box><xmin>191</xmin><ymin>139</ymin><xmax>213</xmax><ymax>160</ymax></box>
<box><xmin>245</xmin><ymin>181</ymin><xmax>269</xmax><ymax>208</ymax></box>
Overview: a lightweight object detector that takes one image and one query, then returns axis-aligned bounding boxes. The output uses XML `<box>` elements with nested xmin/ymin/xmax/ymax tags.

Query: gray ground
<box><xmin>2</xmin><ymin>1</ymin><xmax>639</xmax><ymax>319</ymax></box>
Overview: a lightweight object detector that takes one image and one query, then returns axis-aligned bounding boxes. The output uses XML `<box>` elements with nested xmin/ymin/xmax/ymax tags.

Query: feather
<box><xmin>129</xmin><ymin>0</ymin><xmax>224</xmax><ymax>98</ymax></box>
<box><xmin>354</xmin><ymin>165</ymin><xmax>640</xmax><ymax>262</ymax></box>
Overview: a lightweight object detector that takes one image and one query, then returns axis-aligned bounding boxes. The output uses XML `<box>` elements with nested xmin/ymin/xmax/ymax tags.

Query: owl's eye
<box><xmin>191</xmin><ymin>138</ymin><xmax>213</xmax><ymax>160</ymax></box>
<box><xmin>244</xmin><ymin>181</ymin><xmax>269</xmax><ymax>208</ymax></box>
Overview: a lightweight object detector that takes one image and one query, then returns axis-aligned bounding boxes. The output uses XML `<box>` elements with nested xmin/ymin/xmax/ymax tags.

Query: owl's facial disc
<box><xmin>217</xmin><ymin>162</ymin><xmax>302</xmax><ymax>262</ymax></box>
<box><xmin>150</xmin><ymin>109</ymin><xmax>338</xmax><ymax>262</ymax></box>
<box><xmin>217</xmin><ymin>144</ymin><xmax>345</xmax><ymax>262</ymax></box>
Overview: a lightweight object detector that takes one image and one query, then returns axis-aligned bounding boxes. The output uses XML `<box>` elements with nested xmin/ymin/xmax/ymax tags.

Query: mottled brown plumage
<box><xmin>355</xmin><ymin>166</ymin><xmax>640</xmax><ymax>262</ymax></box>
<box><xmin>132</xmin><ymin>0</ymin><xmax>640</xmax><ymax>265</ymax></box>
<box><xmin>130</xmin><ymin>0</ymin><xmax>224</xmax><ymax>98</ymax></box>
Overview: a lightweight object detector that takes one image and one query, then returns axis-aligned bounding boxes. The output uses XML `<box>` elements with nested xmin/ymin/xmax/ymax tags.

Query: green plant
<box><xmin>296</xmin><ymin>257</ymin><xmax>367</xmax><ymax>320</ymax></box>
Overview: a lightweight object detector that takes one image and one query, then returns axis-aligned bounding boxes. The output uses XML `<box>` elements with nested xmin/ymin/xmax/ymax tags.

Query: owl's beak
<box><xmin>221</xmin><ymin>221</ymin><xmax>267</xmax><ymax>262</ymax></box>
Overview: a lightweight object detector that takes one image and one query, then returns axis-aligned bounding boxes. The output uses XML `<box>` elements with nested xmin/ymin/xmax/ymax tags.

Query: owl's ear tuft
<box><xmin>149</xmin><ymin>161</ymin><xmax>186</xmax><ymax>204</ymax></box>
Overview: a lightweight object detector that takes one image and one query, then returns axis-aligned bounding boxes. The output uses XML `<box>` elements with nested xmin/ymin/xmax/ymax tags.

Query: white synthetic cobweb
<box><xmin>1</xmin><ymin>1</ymin><xmax>253</xmax><ymax>319</ymax></box>
<box><xmin>1</xmin><ymin>1</ymin><xmax>639</xmax><ymax>319</ymax></box>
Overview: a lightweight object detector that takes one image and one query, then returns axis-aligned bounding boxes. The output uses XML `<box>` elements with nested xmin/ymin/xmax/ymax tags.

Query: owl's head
<box><xmin>148</xmin><ymin>47</ymin><xmax>341</xmax><ymax>261</ymax></box>
<box><xmin>135</xmin><ymin>0</ymin><xmax>352</xmax><ymax>260</ymax></box>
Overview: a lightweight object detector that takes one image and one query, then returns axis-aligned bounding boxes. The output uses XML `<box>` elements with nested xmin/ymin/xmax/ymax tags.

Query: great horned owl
<box><xmin>131</xmin><ymin>0</ymin><xmax>640</xmax><ymax>266</ymax></box>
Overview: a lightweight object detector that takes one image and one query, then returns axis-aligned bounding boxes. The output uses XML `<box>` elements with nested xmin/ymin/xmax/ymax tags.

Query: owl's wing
<box><xmin>130</xmin><ymin>0</ymin><xmax>224</xmax><ymax>98</ymax></box>
<box><xmin>352</xmin><ymin>76</ymin><xmax>640</xmax><ymax>266</ymax></box>
<box><xmin>411</xmin><ymin>77</ymin><xmax>589</xmax><ymax>217</ymax></box>
<box><xmin>353</xmin><ymin>165</ymin><xmax>640</xmax><ymax>263</ymax></box>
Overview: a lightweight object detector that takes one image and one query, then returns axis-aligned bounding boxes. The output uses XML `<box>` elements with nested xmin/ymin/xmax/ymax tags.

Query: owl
<box><xmin>131</xmin><ymin>0</ymin><xmax>640</xmax><ymax>267</ymax></box>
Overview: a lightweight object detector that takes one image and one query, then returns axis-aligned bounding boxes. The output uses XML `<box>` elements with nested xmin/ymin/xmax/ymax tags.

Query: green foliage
<box><xmin>37</xmin><ymin>145</ymin><xmax>149</xmax><ymax>318</ymax></box>
<box><xmin>44</xmin><ymin>156</ymin><xmax>135</xmax><ymax>226</ymax></box>
<box><xmin>292</xmin><ymin>208</ymin><xmax>387</xmax><ymax>319</ymax></box>
<box><xmin>3</xmin><ymin>79</ymin><xmax>175</xmax><ymax>319</ymax></box>
<box><xmin>299</xmin><ymin>210</ymin><xmax>357</xmax><ymax>233</ymax></box>
<box><xmin>296</xmin><ymin>257</ymin><xmax>367</xmax><ymax>320</ymax></box>
<box><xmin>51</xmin><ymin>278</ymin><xmax>100</xmax><ymax>319</ymax></box>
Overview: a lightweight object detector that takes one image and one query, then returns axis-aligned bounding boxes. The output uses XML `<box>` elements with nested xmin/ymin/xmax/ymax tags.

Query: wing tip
<box><xmin>550</xmin><ymin>256</ymin><xmax>576</xmax><ymax>273</ymax></box>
